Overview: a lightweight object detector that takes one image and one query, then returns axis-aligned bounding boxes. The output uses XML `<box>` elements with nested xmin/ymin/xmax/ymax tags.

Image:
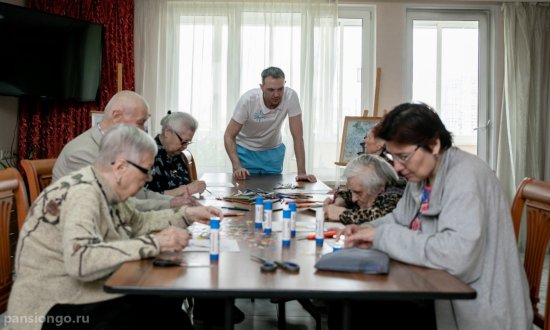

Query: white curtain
<box><xmin>135</xmin><ymin>0</ymin><xmax>339</xmax><ymax>179</ymax></box>
<box><xmin>497</xmin><ymin>2</ymin><xmax>550</xmax><ymax>200</ymax></box>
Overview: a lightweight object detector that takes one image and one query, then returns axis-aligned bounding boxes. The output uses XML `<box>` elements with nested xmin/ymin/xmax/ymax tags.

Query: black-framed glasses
<box><xmin>390</xmin><ymin>145</ymin><xmax>421</xmax><ymax>164</ymax></box>
<box><xmin>171</xmin><ymin>129</ymin><xmax>193</xmax><ymax>146</ymax></box>
<box><xmin>125</xmin><ymin>160</ymin><xmax>153</xmax><ymax>178</ymax></box>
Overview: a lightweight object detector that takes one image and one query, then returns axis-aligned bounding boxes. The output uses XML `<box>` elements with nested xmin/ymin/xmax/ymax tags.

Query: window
<box><xmin>338</xmin><ymin>6</ymin><xmax>375</xmax><ymax>116</ymax></box>
<box><xmin>406</xmin><ymin>9</ymin><xmax>493</xmax><ymax>163</ymax></box>
<box><xmin>170</xmin><ymin>3</ymin><xmax>374</xmax><ymax>179</ymax></box>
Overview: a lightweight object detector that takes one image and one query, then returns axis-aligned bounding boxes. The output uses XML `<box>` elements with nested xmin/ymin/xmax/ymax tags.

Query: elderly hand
<box><xmin>295</xmin><ymin>173</ymin><xmax>317</xmax><ymax>182</ymax></box>
<box><xmin>233</xmin><ymin>167</ymin><xmax>250</xmax><ymax>180</ymax></box>
<box><xmin>323</xmin><ymin>202</ymin><xmax>346</xmax><ymax>222</ymax></box>
<box><xmin>342</xmin><ymin>224</ymin><xmax>375</xmax><ymax>249</ymax></box>
<box><xmin>186</xmin><ymin>180</ymin><xmax>207</xmax><ymax>195</ymax></box>
<box><xmin>185</xmin><ymin>205</ymin><xmax>224</xmax><ymax>224</ymax></box>
<box><xmin>154</xmin><ymin>226</ymin><xmax>190</xmax><ymax>252</ymax></box>
<box><xmin>170</xmin><ymin>196</ymin><xmax>201</xmax><ymax>208</ymax></box>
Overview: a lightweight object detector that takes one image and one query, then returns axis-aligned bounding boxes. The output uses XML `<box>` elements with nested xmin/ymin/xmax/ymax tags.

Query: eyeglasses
<box><xmin>388</xmin><ymin>145</ymin><xmax>421</xmax><ymax>164</ymax></box>
<box><xmin>125</xmin><ymin>160</ymin><xmax>153</xmax><ymax>178</ymax></box>
<box><xmin>171</xmin><ymin>129</ymin><xmax>193</xmax><ymax>146</ymax></box>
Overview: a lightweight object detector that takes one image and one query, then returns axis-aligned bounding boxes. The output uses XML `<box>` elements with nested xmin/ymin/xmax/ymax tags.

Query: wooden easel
<box><xmin>362</xmin><ymin>67</ymin><xmax>382</xmax><ymax>118</ymax></box>
<box><xmin>117</xmin><ymin>63</ymin><xmax>123</xmax><ymax>92</ymax></box>
<box><xmin>335</xmin><ymin>68</ymin><xmax>382</xmax><ymax>167</ymax></box>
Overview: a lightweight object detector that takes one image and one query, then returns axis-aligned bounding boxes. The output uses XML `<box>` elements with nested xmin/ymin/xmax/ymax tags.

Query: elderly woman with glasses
<box><xmin>7</xmin><ymin>125</ymin><xmax>222</xmax><ymax>330</ymax></box>
<box><xmin>323</xmin><ymin>154</ymin><xmax>402</xmax><ymax>225</ymax></box>
<box><xmin>361</xmin><ymin>126</ymin><xmax>386</xmax><ymax>156</ymax></box>
<box><xmin>336</xmin><ymin>103</ymin><xmax>532</xmax><ymax>329</ymax></box>
<box><xmin>145</xmin><ymin>111</ymin><xmax>206</xmax><ymax>197</ymax></box>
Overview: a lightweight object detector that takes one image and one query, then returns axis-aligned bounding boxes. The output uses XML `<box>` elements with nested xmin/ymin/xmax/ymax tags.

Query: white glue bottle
<box><xmin>315</xmin><ymin>208</ymin><xmax>325</xmax><ymax>247</ymax></box>
<box><xmin>263</xmin><ymin>201</ymin><xmax>272</xmax><ymax>235</ymax></box>
<box><xmin>255</xmin><ymin>197</ymin><xmax>264</xmax><ymax>229</ymax></box>
<box><xmin>289</xmin><ymin>203</ymin><xmax>297</xmax><ymax>238</ymax></box>
<box><xmin>333</xmin><ymin>235</ymin><xmax>345</xmax><ymax>252</ymax></box>
<box><xmin>282</xmin><ymin>205</ymin><xmax>291</xmax><ymax>247</ymax></box>
<box><xmin>210</xmin><ymin>217</ymin><xmax>220</xmax><ymax>261</ymax></box>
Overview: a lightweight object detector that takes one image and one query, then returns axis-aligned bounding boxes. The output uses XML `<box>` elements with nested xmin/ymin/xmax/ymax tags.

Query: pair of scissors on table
<box><xmin>250</xmin><ymin>255</ymin><xmax>300</xmax><ymax>273</ymax></box>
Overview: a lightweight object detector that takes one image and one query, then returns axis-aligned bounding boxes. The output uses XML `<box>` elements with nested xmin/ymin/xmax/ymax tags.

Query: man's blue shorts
<box><xmin>237</xmin><ymin>144</ymin><xmax>285</xmax><ymax>174</ymax></box>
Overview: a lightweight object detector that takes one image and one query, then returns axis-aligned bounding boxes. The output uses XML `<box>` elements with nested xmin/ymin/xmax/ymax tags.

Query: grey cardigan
<box><xmin>370</xmin><ymin>147</ymin><xmax>532</xmax><ymax>330</ymax></box>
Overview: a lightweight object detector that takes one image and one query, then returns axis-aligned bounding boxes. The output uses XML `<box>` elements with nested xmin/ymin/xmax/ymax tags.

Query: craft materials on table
<box><xmin>183</xmin><ymin>238</ymin><xmax>240</xmax><ymax>253</ymax></box>
<box><xmin>222</xmin><ymin>206</ymin><xmax>250</xmax><ymax>211</ymax></box>
<box><xmin>250</xmin><ymin>255</ymin><xmax>300</xmax><ymax>273</ymax></box>
<box><xmin>273</xmin><ymin>183</ymin><xmax>300</xmax><ymax>190</ymax></box>
<box><xmin>222</xmin><ymin>212</ymin><xmax>246</xmax><ymax>217</ymax></box>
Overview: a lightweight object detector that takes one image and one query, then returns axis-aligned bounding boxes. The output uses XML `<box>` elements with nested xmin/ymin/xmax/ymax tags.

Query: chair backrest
<box><xmin>20</xmin><ymin>158</ymin><xmax>56</xmax><ymax>204</ymax></box>
<box><xmin>0</xmin><ymin>167</ymin><xmax>29</xmax><ymax>312</ymax></box>
<box><xmin>182</xmin><ymin>150</ymin><xmax>198</xmax><ymax>181</ymax></box>
<box><xmin>511</xmin><ymin>177</ymin><xmax>550</xmax><ymax>330</ymax></box>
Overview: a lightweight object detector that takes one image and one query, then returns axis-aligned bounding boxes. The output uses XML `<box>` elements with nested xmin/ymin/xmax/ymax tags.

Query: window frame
<box><xmin>338</xmin><ymin>5</ymin><xmax>376</xmax><ymax>113</ymax></box>
<box><xmin>405</xmin><ymin>7</ymin><xmax>495</xmax><ymax>165</ymax></box>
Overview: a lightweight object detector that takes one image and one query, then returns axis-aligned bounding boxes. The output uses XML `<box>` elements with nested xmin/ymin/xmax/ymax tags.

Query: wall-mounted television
<box><xmin>0</xmin><ymin>2</ymin><xmax>103</xmax><ymax>102</ymax></box>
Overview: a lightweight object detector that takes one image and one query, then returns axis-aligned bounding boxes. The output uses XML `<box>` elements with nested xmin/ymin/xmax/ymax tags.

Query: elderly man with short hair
<box><xmin>53</xmin><ymin>90</ymin><xmax>196</xmax><ymax>211</ymax></box>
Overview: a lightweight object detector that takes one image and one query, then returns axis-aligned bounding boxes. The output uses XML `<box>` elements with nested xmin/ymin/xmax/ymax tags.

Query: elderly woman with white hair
<box><xmin>7</xmin><ymin>124</ymin><xmax>221</xmax><ymax>330</ymax></box>
<box><xmin>145</xmin><ymin>111</ymin><xmax>206</xmax><ymax>197</ymax></box>
<box><xmin>323</xmin><ymin>154</ymin><xmax>402</xmax><ymax>225</ymax></box>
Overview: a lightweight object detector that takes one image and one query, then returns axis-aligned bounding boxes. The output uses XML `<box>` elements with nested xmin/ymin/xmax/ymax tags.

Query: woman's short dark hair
<box><xmin>376</xmin><ymin>102</ymin><xmax>453</xmax><ymax>152</ymax></box>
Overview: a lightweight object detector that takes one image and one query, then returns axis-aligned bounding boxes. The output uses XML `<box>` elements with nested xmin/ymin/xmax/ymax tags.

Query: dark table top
<box><xmin>105</xmin><ymin>173</ymin><xmax>476</xmax><ymax>301</ymax></box>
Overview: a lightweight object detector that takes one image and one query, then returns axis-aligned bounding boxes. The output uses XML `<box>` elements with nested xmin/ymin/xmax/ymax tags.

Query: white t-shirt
<box><xmin>232</xmin><ymin>87</ymin><xmax>301</xmax><ymax>151</ymax></box>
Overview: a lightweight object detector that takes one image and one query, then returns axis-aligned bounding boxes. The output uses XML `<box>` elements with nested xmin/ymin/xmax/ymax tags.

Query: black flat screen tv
<box><xmin>0</xmin><ymin>3</ymin><xmax>103</xmax><ymax>101</ymax></box>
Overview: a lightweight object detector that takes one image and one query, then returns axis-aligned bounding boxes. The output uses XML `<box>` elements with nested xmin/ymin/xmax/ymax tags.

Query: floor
<box><xmin>0</xmin><ymin>298</ymin><xmax>327</xmax><ymax>330</ymax></box>
<box><xmin>195</xmin><ymin>298</ymin><xmax>328</xmax><ymax>330</ymax></box>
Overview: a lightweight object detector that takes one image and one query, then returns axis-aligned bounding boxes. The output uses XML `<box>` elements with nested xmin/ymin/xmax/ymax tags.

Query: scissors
<box><xmin>250</xmin><ymin>255</ymin><xmax>300</xmax><ymax>273</ymax></box>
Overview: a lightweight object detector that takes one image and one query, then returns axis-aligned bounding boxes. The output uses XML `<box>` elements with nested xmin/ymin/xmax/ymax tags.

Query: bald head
<box><xmin>101</xmin><ymin>90</ymin><xmax>150</xmax><ymax>131</ymax></box>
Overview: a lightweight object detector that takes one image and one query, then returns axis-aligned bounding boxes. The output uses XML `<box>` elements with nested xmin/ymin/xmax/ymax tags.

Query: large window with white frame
<box><xmin>405</xmin><ymin>9</ymin><xmax>493</xmax><ymax>163</ymax></box>
<box><xmin>169</xmin><ymin>3</ymin><xmax>374</xmax><ymax>180</ymax></box>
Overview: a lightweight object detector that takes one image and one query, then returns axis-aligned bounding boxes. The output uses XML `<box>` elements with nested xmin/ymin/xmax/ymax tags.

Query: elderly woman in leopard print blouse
<box><xmin>324</xmin><ymin>154</ymin><xmax>403</xmax><ymax>225</ymax></box>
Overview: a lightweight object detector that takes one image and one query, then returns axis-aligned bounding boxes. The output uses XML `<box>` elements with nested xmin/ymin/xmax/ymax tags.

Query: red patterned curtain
<box><xmin>18</xmin><ymin>0</ymin><xmax>134</xmax><ymax>160</ymax></box>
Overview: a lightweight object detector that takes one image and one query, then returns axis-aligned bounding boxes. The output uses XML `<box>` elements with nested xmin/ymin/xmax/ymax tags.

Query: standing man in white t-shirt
<box><xmin>224</xmin><ymin>67</ymin><xmax>317</xmax><ymax>182</ymax></box>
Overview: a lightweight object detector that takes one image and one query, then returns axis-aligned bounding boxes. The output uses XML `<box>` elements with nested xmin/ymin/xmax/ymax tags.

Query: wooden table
<box><xmin>105</xmin><ymin>173</ymin><xmax>476</xmax><ymax>329</ymax></box>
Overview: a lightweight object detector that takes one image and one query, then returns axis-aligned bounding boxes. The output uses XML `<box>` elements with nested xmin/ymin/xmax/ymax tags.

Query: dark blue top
<box><xmin>145</xmin><ymin>135</ymin><xmax>190</xmax><ymax>193</ymax></box>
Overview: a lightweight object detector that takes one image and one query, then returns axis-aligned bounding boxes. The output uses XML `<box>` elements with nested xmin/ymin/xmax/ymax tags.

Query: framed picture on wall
<box><xmin>91</xmin><ymin>111</ymin><xmax>103</xmax><ymax>128</ymax></box>
<box><xmin>337</xmin><ymin>116</ymin><xmax>381</xmax><ymax>165</ymax></box>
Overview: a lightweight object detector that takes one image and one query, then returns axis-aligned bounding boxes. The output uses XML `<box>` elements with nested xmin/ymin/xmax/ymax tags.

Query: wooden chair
<box><xmin>182</xmin><ymin>150</ymin><xmax>198</xmax><ymax>181</ymax></box>
<box><xmin>511</xmin><ymin>177</ymin><xmax>550</xmax><ymax>330</ymax></box>
<box><xmin>0</xmin><ymin>167</ymin><xmax>29</xmax><ymax>312</ymax></box>
<box><xmin>20</xmin><ymin>158</ymin><xmax>56</xmax><ymax>203</ymax></box>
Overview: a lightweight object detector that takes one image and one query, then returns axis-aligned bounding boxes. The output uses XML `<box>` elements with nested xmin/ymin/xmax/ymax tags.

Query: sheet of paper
<box><xmin>183</xmin><ymin>238</ymin><xmax>240</xmax><ymax>252</ymax></box>
<box><xmin>187</xmin><ymin>222</ymin><xmax>211</xmax><ymax>239</ymax></box>
<box><xmin>206</xmin><ymin>182</ymin><xmax>235</xmax><ymax>188</ymax></box>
